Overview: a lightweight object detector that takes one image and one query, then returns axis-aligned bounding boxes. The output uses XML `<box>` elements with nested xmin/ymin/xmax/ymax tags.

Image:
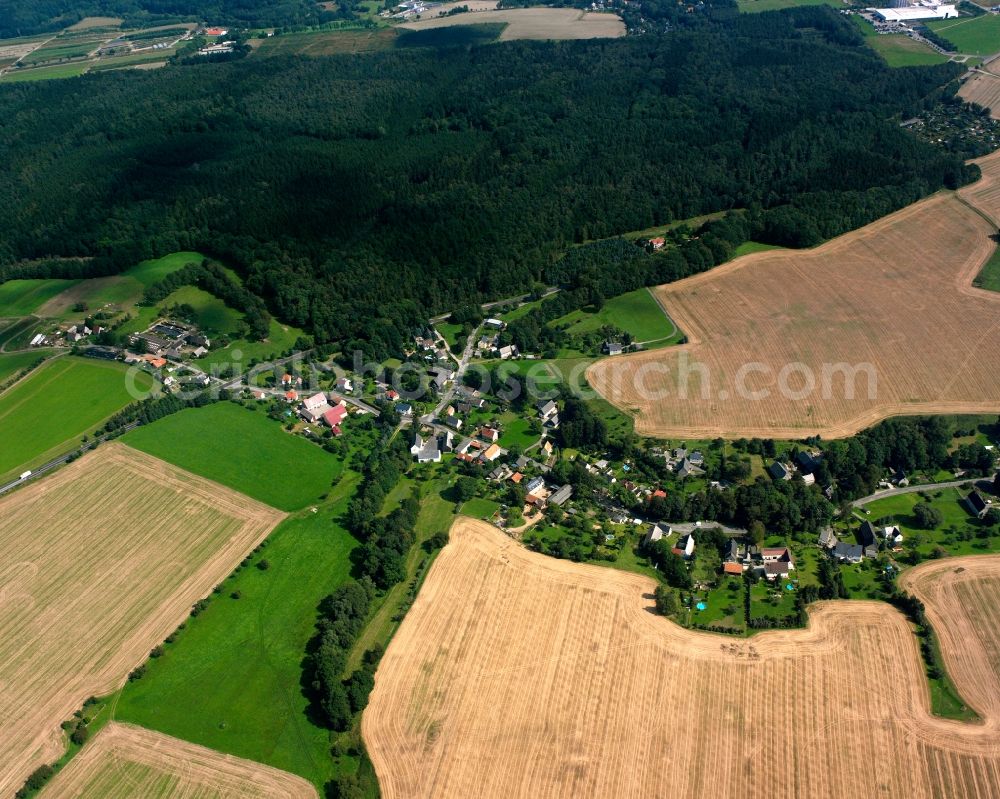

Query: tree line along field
<box><xmin>0</xmin><ymin>444</ymin><xmax>285</xmax><ymax>798</ymax></box>
<box><xmin>0</xmin><ymin>356</ymin><xmax>156</xmax><ymax>481</ymax></box>
<box><xmin>113</xmin><ymin>476</ymin><xmax>361</xmax><ymax>789</ymax></box>
<box><xmin>587</xmin><ymin>149</ymin><xmax>1000</xmax><ymax>440</ymax></box>
<box><xmin>122</xmin><ymin>402</ymin><xmax>341</xmax><ymax>512</ymax></box>
<box><xmin>42</xmin><ymin>723</ymin><xmax>316</xmax><ymax>799</ymax></box>
<box><xmin>927</xmin><ymin>14</ymin><xmax>1000</xmax><ymax>56</ymax></box>
<box><xmin>363</xmin><ymin>517</ymin><xmax>1000</xmax><ymax>799</ymax></box>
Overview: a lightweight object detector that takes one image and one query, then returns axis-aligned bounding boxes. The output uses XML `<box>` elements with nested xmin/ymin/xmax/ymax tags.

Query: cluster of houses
<box><xmin>643</xmin><ymin>522</ymin><xmax>796</xmax><ymax>581</ymax></box>
<box><xmin>130</xmin><ymin>321</ymin><xmax>211</xmax><ymax>361</ymax></box>
<box><xmin>768</xmin><ymin>450</ymin><xmax>822</xmax><ymax>486</ymax></box>
<box><xmin>287</xmin><ymin>389</ymin><xmax>352</xmax><ymax>435</ymax></box>
<box><xmin>818</xmin><ymin>520</ymin><xmax>901</xmax><ymax>564</ymax></box>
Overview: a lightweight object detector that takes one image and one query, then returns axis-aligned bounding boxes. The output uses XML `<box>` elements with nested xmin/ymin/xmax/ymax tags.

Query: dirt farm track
<box><xmin>0</xmin><ymin>444</ymin><xmax>285</xmax><ymax>798</ymax></box>
<box><xmin>41</xmin><ymin>723</ymin><xmax>317</xmax><ymax>798</ymax></box>
<box><xmin>363</xmin><ymin>517</ymin><xmax>1000</xmax><ymax>799</ymax></box>
<box><xmin>587</xmin><ymin>149</ymin><xmax>1000</xmax><ymax>439</ymax></box>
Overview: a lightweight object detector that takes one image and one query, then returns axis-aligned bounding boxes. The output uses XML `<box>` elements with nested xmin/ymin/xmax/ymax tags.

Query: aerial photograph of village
<box><xmin>1</xmin><ymin>0</ymin><xmax>1000</xmax><ymax>796</ymax></box>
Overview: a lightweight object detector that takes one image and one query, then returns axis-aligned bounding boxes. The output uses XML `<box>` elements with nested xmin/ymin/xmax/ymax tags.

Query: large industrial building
<box><xmin>870</xmin><ymin>1</ymin><xmax>958</xmax><ymax>21</ymax></box>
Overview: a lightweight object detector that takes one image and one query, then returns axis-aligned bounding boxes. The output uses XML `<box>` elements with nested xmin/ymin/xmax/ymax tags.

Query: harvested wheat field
<box><xmin>960</xmin><ymin>71</ymin><xmax>1000</xmax><ymax>119</ymax></box>
<box><xmin>901</xmin><ymin>556</ymin><xmax>1000</xmax><ymax>724</ymax></box>
<box><xmin>364</xmin><ymin>517</ymin><xmax>1000</xmax><ymax>799</ymax></box>
<box><xmin>0</xmin><ymin>444</ymin><xmax>284</xmax><ymax>798</ymax></box>
<box><xmin>42</xmin><ymin>723</ymin><xmax>316</xmax><ymax>799</ymax></box>
<box><xmin>400</xmin><ymin>9</ymin><xmax>625</xmax><ymax>40</ymax></box>
<box><xmin>587</xmin><ymin>150</ymin><xmax>1000</xmax><ymax>439</ymax></box>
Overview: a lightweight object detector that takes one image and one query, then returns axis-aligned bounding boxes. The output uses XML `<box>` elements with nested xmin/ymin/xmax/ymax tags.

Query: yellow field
<box><xmin>961</xmin><ymin>71</ymin><xmax>1000</xmax><ymax>119</ymax></box>
<box><xmin>364</xmin><ymin>517</ymin><xmax>1000</xmax><ymax>799</ymax></box>
<box><xmin>587</xmin><ymin>150</ymin><xmax>1000</xmax><ymax>439</ymax></box>
<box><xmin>0</xmin><ymin>444</ymin><xmax>285</xmax><ymax>797</ymax></box>
<box><xmin>399</xmin><ymin>8</ymin><xmax>625</xmax><ymax>40</ymax></box>
<box><xmin>41</xmin><ymin>723</ymin><xmax>316</xmax><ymax>799</ymax></box>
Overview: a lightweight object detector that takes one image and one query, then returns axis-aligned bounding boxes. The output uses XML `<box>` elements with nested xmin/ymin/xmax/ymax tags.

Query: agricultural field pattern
<box><xmin>0</xmin><ymin>444</ymin><xmax>284</xmax><ymax>797</ymax></box>
<box><xmin>589</xmin><ymin>149</ymin><xmax>1000</xmax><ymax>439</ymax></box>
<box><xmin>364</xmin><ymin>517</ymin><xmax>1000</xmax><ymax>799</ymax></box>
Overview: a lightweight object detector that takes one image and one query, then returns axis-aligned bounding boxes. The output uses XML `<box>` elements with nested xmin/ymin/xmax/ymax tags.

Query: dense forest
<box><xmin>0</xmin><ymin>7</ymin><xmax>973</xmax><ymax>358</ymax></box>
<box><xmin>0</xmin><ymin>0</ymin><xmax>329</xmax><ymax>38</ymax></box>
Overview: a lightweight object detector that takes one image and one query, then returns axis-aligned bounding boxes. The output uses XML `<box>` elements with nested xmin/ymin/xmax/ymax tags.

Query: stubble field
<box><xmin>587</xmin><ymin>150</ymin><xmax>1000</xmax><ymax>439</ymax></box>
<box><xmin>399</xmin><ymin>8</ymin><xmax>624</xmax><ymax>40</ymax></box>
<box><xmin>0</xmin><ymin>444</ymin><xmax>285</xmax><ymax>797</ymax></box>
<box><xmin>364</xmin><ymin>517</ymin><xmax>1000</xmax><ymax>799</ymax></box>
<box><xmin>960</xmin><ymin>70</ymin><xmax>1000</xmax><ymax>120</ymax></box>
<box><xmin>41</xmin><ymin>723</ymin><xmax>316</xmax><ymax>799</ymax></box>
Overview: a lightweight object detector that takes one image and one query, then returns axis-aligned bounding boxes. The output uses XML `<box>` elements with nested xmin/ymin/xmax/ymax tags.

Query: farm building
<box><xmin>966</xmin><ymin>489</ymin><xmax>991</xmax><ymax>519</ymax></box>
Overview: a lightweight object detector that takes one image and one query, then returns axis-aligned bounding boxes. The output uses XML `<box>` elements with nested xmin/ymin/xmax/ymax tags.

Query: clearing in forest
<box><xmin>41</xmin><ymin>723</ymin><xmax>316</xmax><ymax>799</ymax></box>
<box><xmin>399</xmin><ymin>8</ymin><xmax>625</xmax><ymax>40</ymax></box>
<box><xmin>364</xmin><ymin>517</ymin><xmax>1000</xmax><ymax>799</ymax></box>
<box><xmin>587</xmin><ymin>150</ymin><xmax>1000</xmax><ymax>439</ymax></box>
<box><xmin>0</xmin><ymin>444</ymin><xmax>284</xmax><ymax>798</ymax></box>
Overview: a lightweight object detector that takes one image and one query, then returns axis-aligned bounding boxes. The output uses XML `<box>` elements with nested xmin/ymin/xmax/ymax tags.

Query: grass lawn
<box><xmin>0</xmin><ymin>349</ymin><xmax>51</xmax><ymax>383</ymax></box>
<box><xmin>158</xmin><ymin>284</ymin><xmax>244</xmax><ymax>335</ymax></box>
<box><xmin>114</xmin><ymin>476</ymin><xmax>362</xmax><ymax>790</ymax></box>
<box><xmin>198</xmin><ymin>317</ymin><xmax>306</xmax><ymax>368</ymax></box>
<box><xmin>852</xmin><ymin>16</ymin><xmax>949</xmax><ymax>66</ymax></box>
<box><xmin>862</xmin><ymin>487</ymin><xmax>993</xmax><ymax>559</ymax></box>
<box><xmin>749</xmin><ymin>581</ymin><xmax>797</xmax><ymax>620</ymax></box>
<box><xmin>0</xmin><ymin>356</ymin><xmax>155</xmax><ymax>480</ymax></box>
<box><xmin>733</xmin><ymin>241</ymin><xmax>783</xmax><ymax>257</ymax></box>
<box><xmin>123</xmin><ymin>403</ymin><xmax>341</xmax><ymax>511</ymax></box>
<box><xmin>0</xmin><ymin>279</ymin><xmax>79</xmax><ymax>315</ymax></box>
<box><xmin>436</xmin><ymin>320</ymin><xmax>465</xmax><ymax>351</ymax></box>
<box><xmin>498</xmin><ymin>413</ymin><xmax>538</xmax><ymax>450</ymax></box>
<box><xmin>973</xmin><ymin>243</ymin><xmax>1000</xmax><ymax>293</ymax></box>
<box><xmin>553</xmin><ymin>288</ymin><xmax>679</xmax><ymax>345</ymax></box>
<box><xmin>461</xmin><ymin>496</ymin><xmax>500</xmax><ymax>520</ymax></box>
<box><xmin>1</xmin><ymin>62</ymin><xmax>91</xmax><ymax>81</ymax></box>
<box><xmin>126</xmin><ymin>251</ymin><xmax>205</xmax><ymax>288</ymax></box>
<box><xmin>737</xmin><ymin>0</ymin><xmax>839</xmax><ymax>10</ymax></box>
<box><xmin>690</xmin><ymin>575</ymin><xmax>746</xmax><ymax>631</ymax></box>
<box><xmin>928</xmin><ymin>14</ymin><xmax>1000</xmax><ymax>55</ymax></box>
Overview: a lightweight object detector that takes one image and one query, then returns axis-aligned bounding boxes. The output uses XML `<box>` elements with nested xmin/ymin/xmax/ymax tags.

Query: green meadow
<box><xmin>0</xmin><ymin>279</ymin><xmax>79</xmax><ymax>315</ymax></box>
<box><xmin>123</xmin><ymin>402</ymin><xmax>340</xmax><ymax>511</ymax></box>
<box><xmin>0</xmin><ymin>356</ymin><xmax>155</xmax><ymax>479</ymax></box>
<box><xmin>0</xmin><ymin>350</ymin><xmax>51</xmax><ymax>383</ymax></box>
<box><xmin>928</xmin><ymin>14</ymin><xmax>1000</xmax><ymax>56</ymax></box>
<box><xmin>552</xmin><ymin>288</ymin><xmax>679</xmax><ymax>345</ymax></box>
<box><xmin>115</xmin><ymin>476</ymin><xmax>362</xmax><ymax>789</ymax></box>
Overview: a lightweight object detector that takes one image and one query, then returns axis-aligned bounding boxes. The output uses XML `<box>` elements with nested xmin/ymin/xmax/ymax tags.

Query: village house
<box><xmin>395</xmin><ymin>402</ymin><xmax>413</xmax><ymax>417</ymax></box>
<box><xmin>445</xmin><ymin>416</ymin><xmax>463</xmax><ymax>431</ymax></box>
<box><xmin>817</xmin><ymin>528</ymin><xmax>838</xmax><ymax>550</ymax></box>
<box><xmin>672</xmin><ymin>533</ymin><xmax>696</xmax><ymax>559</ymax></box>
<box><xmin>857</xmin><ymin>521</ymin><xmax>880</xmax><ymax>558</ymax></box>
<box><xmin>498</xmin><ymin>344</ymin><xmax>518</xmax><ymax>360</ymax></box>
<box><xmin>479</xmin><ymin>426</ymin><xmax>500</xmax><ymax>443</ymax></box>
<box><xmin>192</xmin><ymin>346</ymin><xmax>209</xmax><ymax>358</ymax></box>
<box><xmin>482</xmin><ymin>443</ymin><xmax>501</xmax><ymax>462</ymax></box>
<box><xmin>966</xmin><ymin>489</ymin><xmax>991</xmax><ymax>519</ymax></box>
<box><xmin>303</xmin><ymin>392</ymin><xmax>328</xmax><ymax>413</ymax></box>
<box><xmin>410</xmin><ymin>432</ymin><xmax>441</xmax><ymax>464</ymax></box>
<box><xmin>768</xmin><ymin>461</ymin><xmax>792</xmax><ymax>481</ymax></box>
<box><xmin>603</xmin><ymin>341</ymin><xmax>624</xmax><ymax>356</ymax></box>
<box><xmin>335</xmin><ymin>376</ymin><xmax>354</xmax><ymax>393</ymax></box>
<box><xmin>525</xmin><ymin>476</ymin><xmax>545</xmax><ymax>494</ymax></box>
<box><xmin>644</xmin><ymin>522</ymin><xmax>671</xmax><ymax>548</ymax></box>
<box><xmin>883</xmin><ymin>525</ymin><xmax>904</xmax><ymax>547</ymax></box>
<box><xmin>548</xmin><ymin>484</ymin><xmax>573</xmax><ymax>507</ymax></box>
<box><xmin>284</xmin><ymin>389</ymin><xmax>299</xmax><ymax>403</ymax></box>
<box><xmin>833</xmin><ymin>542</ymin><xmax>863</xmax><ymax>564</ymax></box>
